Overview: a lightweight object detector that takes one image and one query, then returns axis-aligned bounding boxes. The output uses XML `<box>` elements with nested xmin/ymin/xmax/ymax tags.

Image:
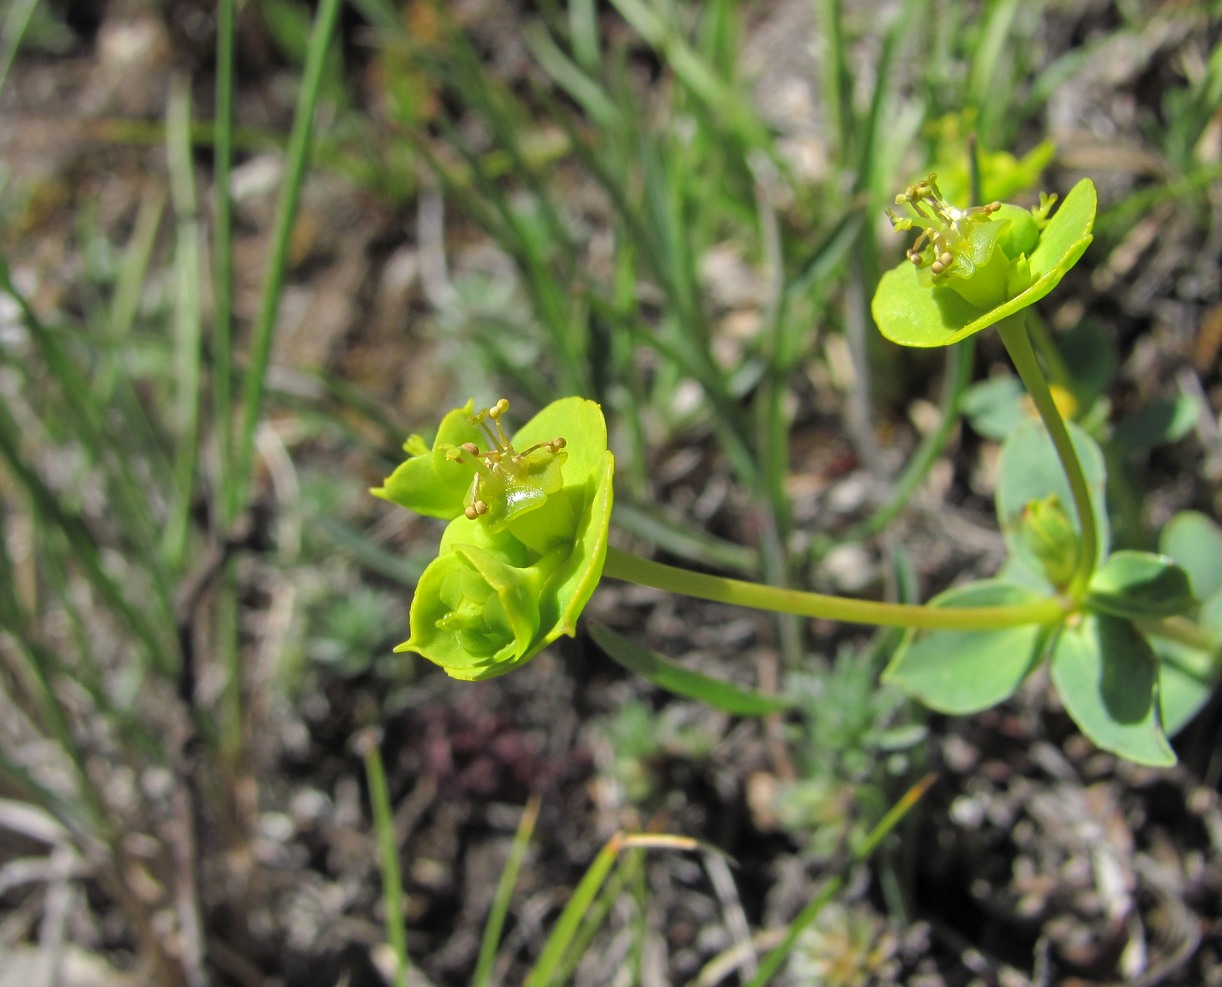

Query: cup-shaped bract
<box><xmin>872</xmin><ymin>177</ymin><xmax>1096</xmax><ymax>348</ymax></box>
<box><xmin>379</xmin><ymin>397</ymin><xmax>614</xmax><ymax>681</ymax></box>
<box><xmin>404</xmin><ymin>543</ymin><xmax>553</xmax><ymax>679</ymax></box>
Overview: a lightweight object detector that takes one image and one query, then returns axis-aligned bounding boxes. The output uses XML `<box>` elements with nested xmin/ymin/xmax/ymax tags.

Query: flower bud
<box><xmin>1019</xmin><ymin>494</ymin><xmax>1078</xmax><ymax>590</ymax></box>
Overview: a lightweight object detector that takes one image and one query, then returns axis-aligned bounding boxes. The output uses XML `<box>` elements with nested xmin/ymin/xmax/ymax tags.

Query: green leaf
<box><xmin>1160</xmin><ymin>510</ymin><xmax>1222</xmax><ymax>602</ymax></box>
<box><xmin>872</xmin><ymin>179</ymin><xmax>1095</xmax><ymax>348</ymax></box>
<box><xmin>1087</xmin><ymin>550</ymin><xmax>1195</xmax><ymax>621</ymax></box>
<box><xmin>1049</xmin><ymin>614</ymin><xmax>1175</xmax><ymax>766</ymax></box>
<box><xmin>883</xmin><ymin>580</ymin><xmax>1053</xmax><ymax>714</ymax></box>
<box><xmin>962</xmin><ymin>374</ymin><xmax>1025</xmax><ymax>440</ymax></box>
<box><xmin>1110</xmin><ymin>393</ymin><xmax>1200</xmax><ymax>455</ymax></box>
<box><xmin>589</xmin><ymin>623</ymin><xmax>794</xmax><ymax>716</ymax></box>
<box><xmin>1154</xmin><ymin>590</ymin><xmax>1222</xmax><ymax>736</ymax></box>
<box><xmin>996</xmin><ymin>419</ymin><xmax>1108</xmax><ymax>584</ymax></box>
<box><xmin>1059</xmin><ymin>319</ymin><xmax>1117</xmax><ymax>411</ymax></box>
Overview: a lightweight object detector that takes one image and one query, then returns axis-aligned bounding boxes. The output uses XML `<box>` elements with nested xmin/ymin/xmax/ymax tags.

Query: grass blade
<box><xmin>164</xmin><ymin>75</ymin><xmax>205</xmax><ymax>570</ymax></box>
<box><xmin>363</xmin><ymin>737</ymin><xmax>411</xmax><ymax>987</ymax></box>
<box><xmin>743</xmin><ymin>774</ymin><xmax>935</xmax><ymax>987</ymax></box>
<box><xmin>227</xmin><ymin>0</ymin><xmax>344</xmax><ymax>523</ymax></box>
<box><xmin>212</xmin><ymin>0</ymin><xmax>237</xmax><ymax>526</ymax></box>
<box><xmin>473</xmin><ymin>798</ymin><xmax>541</xmax><ymax>987</ymax></box>
<box><xmin>526</xmin><ymin>833</ymin><xmax>699</xmax><ymax>987</ymax></box>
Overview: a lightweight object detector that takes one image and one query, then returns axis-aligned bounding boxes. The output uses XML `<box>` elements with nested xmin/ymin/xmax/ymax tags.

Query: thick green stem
<box><xmin>997</xmin><ymin>315</ymin><xmax>1099</xmax><ymax>597</ymax></box>
<box><xmin>603</xmin><ymin>547</ymin><xmax>1066</xmax><ymax>631</ymax></box>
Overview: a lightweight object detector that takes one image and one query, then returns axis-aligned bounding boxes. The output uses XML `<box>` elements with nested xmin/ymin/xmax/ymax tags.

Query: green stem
<box><xmin>603</xmin><ymin>547</ymin><xmax>1066</xmax><ymax>631</ymax></box>
<box><xmin>997</xmin><ymin>314</ymin><xmax>1098</xmax><ymax>596</ymax></box>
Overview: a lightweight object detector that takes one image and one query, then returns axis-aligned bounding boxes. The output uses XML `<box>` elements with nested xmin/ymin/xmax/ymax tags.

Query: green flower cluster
<box><xmin>872</xmin><ymin>174</ymin><xmax>1096</xmax><ymax>347</ymax></box>
<box><xmin>373</xmin><ymin>398</ymin><xmax>615</xmax><ymax>680</ymax></box>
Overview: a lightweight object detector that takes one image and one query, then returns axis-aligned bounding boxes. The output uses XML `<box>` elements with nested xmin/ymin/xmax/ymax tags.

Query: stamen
<box><xmin>888</xmin><ymin>174</ymin><xmax>1006</xmax><ymax>283</ymax></box>
<box><xmin>453</xmin><ymin>400</ymin><xmax>570</xmax><ymax>527</ymax></box>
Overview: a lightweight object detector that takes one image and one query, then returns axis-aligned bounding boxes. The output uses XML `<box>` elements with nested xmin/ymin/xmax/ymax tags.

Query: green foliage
<box><xmin>1086</xmin><ymin>551</ymin><xmax>1195</xmax><ymax>622</ymax></box>
<box><xmin>884</xmin><ymin>582</ymin><xmax>1051</xmax><ymax>714</ymax></box>
<box><xmin>7</xmin><ymin>0</ymin><xmax>1222</xmax><ymax>981</ymax></box>
<box><xmin>590</xmin><ymin>623</ymin><xmax>795</xmax><ymax>716</ymax></box>
<box><xmin>1050</xmin><ymin>615</ymin><xmax>1175</xmax><ymax>767</ymax></box>
<box><xmin>1152</xmin><ymin>512</ymin><xmax>1222</xmax><ymax>735</ymax></box>
<box><xmin>885</xmin><ymin>413</ymin><xmax>1211</xmax><ymax>765</ymax></box>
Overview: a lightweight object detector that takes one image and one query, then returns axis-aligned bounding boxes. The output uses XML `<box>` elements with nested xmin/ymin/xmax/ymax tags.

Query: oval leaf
<box><xmin>883</xmin><ymin>580</ymin><xmax>1052</xmax><ymax>714</ymax></box>
<box><xmin>1049</xmin><ymin>614</ymin><xmax>1175</xmax><ymax>766</ymax></box>
<box><xmin>1154</xmin><ymin>589</ymin><xmax>1222</xmax><ymax>736</ymax></box>
<box><xmin>1087</xmin><ymin>550</ymin><xmax>1195</xmax><ymax>621</ymax></box>
<box><xmin>589</xmin><ymin>623</ymin><xmax>794</xmax><ymax>716</ymax></box>
<box><xmin>1160</xmin><ymin>510</ymin><xmax>1222</xmax><ymax>602</ymax></box>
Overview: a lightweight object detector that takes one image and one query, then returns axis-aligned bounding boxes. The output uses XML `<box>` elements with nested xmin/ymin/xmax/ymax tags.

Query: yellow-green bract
<box><xmin>373</xmin><ymin>397</ymin><xmax>614</xmax><ymax>681</ymax></box>
<box><xmin>872</xmin><ymin>177</ymin><xmax>1096</xmax><ymax>348</ymax></box>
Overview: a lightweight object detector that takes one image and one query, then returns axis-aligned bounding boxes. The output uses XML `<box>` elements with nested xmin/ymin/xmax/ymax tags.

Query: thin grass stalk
<box><xmin>99</xmin><ymin>186</ymin><xmax>165</xmax><ymax>400</ymax></box>
<box><xmin>227</xmin><ymin>0</ymin><xmax>344</xmax><ymax>524</ymax></box>
<box><xmin>0</xmin><ymin>0</ymin><xmax>38</xmax><ymax>95</ymax></box>
<box><xmin>814</xmin><ymin>337</ymin><xmax>976</xmax><ymax>558</ymax></box>
<box><xmin>567</xmin><ymin>0</ymin><xmax>600</xmax><ymax>71</ymax></box>
<box><xmin>751</xmin><ymin>172</ymin><xmax>803</xmax><ymax>670</ymax></box>
<box><xmin>526</xmin><ymin>834</ymin><xmax>697</xmax><ymax>987</ymax></box>
<box><xmin>0</xmin><ymin>257</ymin><xmax>172</xmax><ymax>617</ymax></box>
<box><xmin>0</xmin><ymin>588</ymin><xmax>110</xmax><ymax>838</ymax></box>
<box><xmin>611</xmin><ymin>502</ymin><xmax>760</xmax><ymax>576</ymax></box>
<box><xmin>473</xmin><ymin>798</ymin><xmax>541</xmax><ymax>987</ymax></box>
<box><xmin>966</xmin><ymin>0</ymin><xmax>1025</xmax><ymax>148</ymax></box>
<box><xmin>607</xmin><ymin>0</ymin><xmax>772</xmax><ymax>154</ymax></box>
<box><xmin>743</xmin><ymin>774</ymin><xmax>935</xmax><ymax>987</ymax></box>
<box><xmin>552</xmin><ymin>847</ymin><xmax>644</xmax><ymax>987</ymax></box>
<box><xmin>814</xmin><ymin>0</ymin><xmax>852</xmax><ymax>163</ymax></box>
<box><xmin>213</xmin><ymin>0</ymin><xmax>237</xmax><ymax>525</ymax></box>
<box><xmin>423</xmin><ymin>98</ymin><xmax>589</xmax><ymax>396</ymax></box>
<box><xmin>18</xmin><ymin>497</ymin><xmax>162</xmax><ymax>751</ymax></box>
<box><xmin>841</xmin><ymin>0</ymin><xmax>923</xmax><ymax>477</ymax></box>
<box><xmin>0</xmin><ymin>400</ymin><xmax>172</xmax><ymax>670</ymax></box>
<box><xmin>164</xmin><ymin>77</ymin><xmax>206</xmax><ymax>571</ymax></box>
<box><xmin>364</xmin><ymin>740</ymin><xmax>411</xmax><ymax>987</ymax></box>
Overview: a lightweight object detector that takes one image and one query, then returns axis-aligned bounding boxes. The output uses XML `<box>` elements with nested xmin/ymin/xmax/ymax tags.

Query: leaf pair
<box><xmin>885</xmin><ymin>420</ymin><xmax>1214</xmax><ymax>765</ymax></box>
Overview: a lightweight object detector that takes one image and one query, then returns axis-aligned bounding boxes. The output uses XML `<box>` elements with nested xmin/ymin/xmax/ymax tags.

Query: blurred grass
<box><xmin>0</xmin><ymin>0</ymin><xmax>1218</xmax><ymax>982</ymax></box>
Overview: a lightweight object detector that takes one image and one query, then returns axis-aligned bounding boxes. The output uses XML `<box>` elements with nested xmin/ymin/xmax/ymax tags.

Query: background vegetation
<box><xmin>1</xmin><ymin>0</ymin><xmax>1220</xmax><ymax>984</ymax></box>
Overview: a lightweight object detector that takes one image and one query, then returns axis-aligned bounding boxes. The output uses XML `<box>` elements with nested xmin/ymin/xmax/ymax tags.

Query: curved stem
<box><xmin>603</xmin><ymin>547</ymin><xmax>1067</xmax><ymax>631</ymax></box>
<box><xmin>997</xmin><ymin>314</ymin><xmax>1099</xmax><ymax>597</ymax></box>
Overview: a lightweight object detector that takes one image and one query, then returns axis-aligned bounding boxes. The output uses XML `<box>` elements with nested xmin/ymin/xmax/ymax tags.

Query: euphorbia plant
<box><xmin>377</xmin><ymin>174</ymin><xmax>1222</xmax><ymax>766</ymax></box>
